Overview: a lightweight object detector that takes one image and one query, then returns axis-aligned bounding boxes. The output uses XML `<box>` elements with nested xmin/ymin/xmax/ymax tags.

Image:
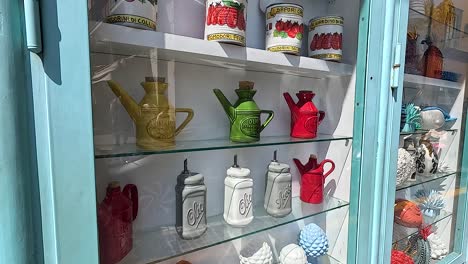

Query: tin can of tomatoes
<box><xmin>106</xmin><ymin>0</ymin><xmax>158</xmax><ymax>31</ymax></box>
<box><xmin>265</xmin><ymin>3</ymin><xmax>304</xmax><ymax>55</ymax></box>
<box><xmin>204</xmin><ymin>0</ymin><xmax>247</xmax><ymax>46</ymax></box>
<box><xmin>308</xmin><ymin>16</ymin><xmax>343</xmax><ymax>62</ymax></box>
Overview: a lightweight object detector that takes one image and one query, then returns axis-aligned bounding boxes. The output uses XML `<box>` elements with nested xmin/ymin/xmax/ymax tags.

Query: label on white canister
<box><xmin>265</xmin><ymin>4</ymin><xmax>304</xmax><ymax>55</ymax></box>
<box><xmin>106</xmin><ymin>0</ymin><xmax>158</xmax><ymax>31</ymax></box>
<box><xmin>204</xmin><ymin>0</ymin><xmax>247</xmax><ymax>46</ymax></box>
<box><xmin>308</xmin><ymin>16</ymin><xmax>343</xmax><ymax>62</ymax></box>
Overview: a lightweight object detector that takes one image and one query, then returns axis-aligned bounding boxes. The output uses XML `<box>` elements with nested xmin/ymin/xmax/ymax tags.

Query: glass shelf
<box><xmin>400</xmin><ymin>129</ymin><xmax>457</xmax><ymax>136</ymax></box>
<box><xmin>89</xmin><ymin>23</ymin><xmax>354</xmax><ymax>79</ymax></box>
<box><xmin>396</xmin><ymin>171</ymin><xmax>458</xmax><ymax>191</ymax></box>
<box><xmin>404</xmin><ymin>74</ymin><xmax>463</xmax><ymax>90</ymax></box>
<box><xmin>392</xmin><ymin>210</ymin><xmax>452</xmax><ymax>243</ymax></box>
<box><xmin>95</xmin><ymin>134</ymin><xmax>352</xmax><ymax>159</ymax></box>
<box><xmin>118</xmin><ymin>196</ymin><xmax>348</xmax><ymax>264</ymax></box>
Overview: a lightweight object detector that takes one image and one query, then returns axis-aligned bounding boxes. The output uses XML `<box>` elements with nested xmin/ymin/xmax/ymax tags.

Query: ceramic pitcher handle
<box><xmin>321</xmin><ymin>159</ymin><xmax>335</xmax><ymax>178</ymax></box>
<box><xmin>123</xmin><ymin>184</ymin><xmax>139</xmax><ymax>220</ymax></box>
<box><xmin>175</xmin><ymin>108</ymin><xmax>194</xmax><ymax>136</ymax></box>
<box><xmin>318</xmin><ymin>111</ymin><xmax>325</xmax><ymax>124</ymax></box>
<box><xmin>259</xmin><ymin>110</ymin><xmax>274</xmax><ymax>132</ymax></box>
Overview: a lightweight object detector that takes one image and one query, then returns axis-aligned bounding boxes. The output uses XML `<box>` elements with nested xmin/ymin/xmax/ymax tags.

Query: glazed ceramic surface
<box><xmin>279</xmin><ymin>244</ymin><xmax>307</xmax><ymax>264</ymax></box>
<box><xmin>264</xmin><ymin>151</ymin><xmax>292</xmax><ymax>218</ymax></box>
<box><xmin>223</xmin><ymin>155</ymin><xmax>253</xmax><ymax>227</ymax></box>
<box><xmin>298</xmin><ymin>223</ymin><xmax>329</xmax><ymax>258</ymax></box>
<box><xmin>175</xmin><ymin>159</ymin><xmax>207</xmax><ymax>240</ymax></box>
<box><xmin>239</xmin><ymin>242</ymin><xmax>273</xmax><ymax>264</ymax></box>
<box><xmin>107</xmin><ymin>77</ymin><xmax>194</xmax><ymax>149</ymax></box>
<box><xmin>214</xmin><ymin>81</ymin><xmax>274</xmax><ymax>143</ymax></box>
<box><xmin>283</xmin><ymin>91</ymin><xmax>325</xmax><ymax>139</ymax></box>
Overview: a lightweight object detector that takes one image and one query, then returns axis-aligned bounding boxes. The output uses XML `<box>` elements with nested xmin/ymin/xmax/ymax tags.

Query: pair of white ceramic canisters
<box><xmin>224</xmin><ymin>151</ymin><xmax>293</xmax><ymax>227</ymax></box>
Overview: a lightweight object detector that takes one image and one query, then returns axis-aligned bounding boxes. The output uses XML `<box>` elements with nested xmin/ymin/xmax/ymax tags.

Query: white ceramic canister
<box><xmin>264</xmin><ymin>151</ymin><xmax>292</xmax><ymax>217</ymax></box>
<box><xmin>308</xmin><ymin>16</ymin><xmax>343</xmax><ymax>62</ymax></box>
<box><xmin>175</xmin><ymin>159</ymin><xmax>207</xmax><ymax>240</ymax></box>
<box><xmin>106</xmin><ymin>0</ymin><xmax>158</xmax><ymax>31</ymax></box>
<box><xmin>204</xmin><ymin>0</ymin><xmax>247</xmax><ymax>46</ymax></box>
<box><xmin>265</xmin><ymin>3</ymin><xmax>304</xmax><ymax>55</ymax></box>
<box><xmin>224</xmin><ymin>155</ymin><xmax>254</xmax><ymax>227</ymax></box>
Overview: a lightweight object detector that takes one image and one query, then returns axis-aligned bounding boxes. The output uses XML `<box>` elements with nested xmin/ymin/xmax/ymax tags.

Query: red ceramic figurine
<box><xmin>294</xmin><ymin>155</ymin><xmax>335</xmax><ymax>204</ymax></box>
<box><xmin>98</xmin><ymin>182</ymin><xmax>139</xmax><ymax>264</ymax></box>
<box><xmin>284</xmin><ymin>90</ymin><xmax>325</xmax><ymax>139</ymax></box>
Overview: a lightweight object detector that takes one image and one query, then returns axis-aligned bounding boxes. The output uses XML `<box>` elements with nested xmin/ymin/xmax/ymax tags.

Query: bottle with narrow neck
<box><xmin>175</xmin><ymin>159</ymin><xmax>207</xmax><ymax>239</ymax></box>
<box><xmin>223</xmin><ymin>155</ymin><xmax>254</xmax><ymax>227</ymax></box>
<box><xmin>264</xmin><ymin>150</ymin><xmax>292</xmax><ymax>217</ymax></box>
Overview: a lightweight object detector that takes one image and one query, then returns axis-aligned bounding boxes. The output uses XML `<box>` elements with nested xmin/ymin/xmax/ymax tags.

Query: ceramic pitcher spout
<box><xmin>107</xmin><ymin>80</ymin><xmax>140</xmax><ymax>121</ymax></box>
<box><xmin>213</xmin><ymin>89</ymin><xmax>235</xmax><ymax>122</ymax></box>
<box><xmin>283</xmin><ymin>92</ymin><xmax>299</xmax><ymax>115</ymax></box>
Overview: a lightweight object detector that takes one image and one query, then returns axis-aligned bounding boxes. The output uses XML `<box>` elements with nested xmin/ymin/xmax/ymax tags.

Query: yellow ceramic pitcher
<box><xmin>107</xmin><ymin>77</ymin><xmax>194</xmax><ymax>149</ymax></box>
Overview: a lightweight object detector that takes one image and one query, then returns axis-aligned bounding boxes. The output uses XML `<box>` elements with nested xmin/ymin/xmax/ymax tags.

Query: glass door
<box><xmin>391</xmin><ymin>0</ymin><xmax>468</xmax><ymax>262</ymax></box>
<box><xmin>86</xmin><ymin>0</ymin><xmax>371</xmax><ymax>263</ymax></box>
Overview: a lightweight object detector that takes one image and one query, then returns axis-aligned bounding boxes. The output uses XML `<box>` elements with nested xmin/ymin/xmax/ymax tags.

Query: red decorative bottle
<box><xmin>421</xmin><ymin>38</ymin><xmax>443</xmax><ymax>79</ymax></box>
<box><xmin>294</xmin><ymin>155</ymin><xmax>335</xmax><ymax>204</ymax></box>
<box><xmin>98</xmin><ymin>182</ymin><xmax>138</xmax><ymax>264</ymax></box>
<box><xmin>284</xmin><ymin>91</ymin><xmax>325</xmax><ymax>139</ymax></box>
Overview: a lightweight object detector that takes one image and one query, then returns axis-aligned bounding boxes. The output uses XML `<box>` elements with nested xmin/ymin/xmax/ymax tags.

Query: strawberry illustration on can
<box><xmin>308</xmin><ymin>16</ymin><xmax>343</xmax><ymax>62</ymax></box>
<box><xmin>204</xmin><ymin>0</ymin><xmax>247</xmax><ymax>46</ymax></box>
<box><xmin>265</xmin><ymin>3</ymin><xmax>304</xmax><ymax>55</ymax></box>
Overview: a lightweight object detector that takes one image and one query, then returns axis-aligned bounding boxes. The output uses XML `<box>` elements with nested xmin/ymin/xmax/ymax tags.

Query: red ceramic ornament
<box><xmin>294</xmin><ymin>155</ymin><xmax>335</xmax><ymax>204</ymax></box>
<box><xmin>98</xmin><ymin>182</ymin><xmax>139</xmax><ymax>264</ymax></box>
<box><xmin>391</xmin><ymin>250</ymin><xmax>414</xmax><ymax>264</ymax></box>
<box><xmin>394</xmin><ymin>199</ymin><xmax>423</xmax><ymax>228</ymax></box>
<box><xmin>284</xmin><ymin>91</ymin><xmax>325</xmax><ymax>139</ymax></box>
<box><xmin>421</xmin><ymin>38</ymin><xmax>443</xmax><ymax>79</ymax></box>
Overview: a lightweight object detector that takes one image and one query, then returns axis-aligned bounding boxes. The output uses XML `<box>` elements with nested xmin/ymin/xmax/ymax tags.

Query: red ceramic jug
<box><xmin>294</xmin><ymin>156</ymin><xmax>335</xmax><ymax>204</ymax></box>
<box><xmin>98</xmin><ymin>182</ymin><xmax>138</xmax><ymax>264</ymax></box>
<box><xmin>284</xmin><ymin>91</ymin><xmax>325</xmax><ymax>139</ymax></box>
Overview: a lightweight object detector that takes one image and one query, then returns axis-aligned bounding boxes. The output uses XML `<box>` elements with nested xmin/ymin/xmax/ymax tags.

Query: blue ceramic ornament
<box><xmin>298</xmin><ymin>223</ymin><xmax>329</xmax><ymax>258</ymax></box>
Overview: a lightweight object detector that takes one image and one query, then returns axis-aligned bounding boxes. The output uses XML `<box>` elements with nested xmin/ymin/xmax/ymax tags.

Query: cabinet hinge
<box><xmin>24</xmin><ymin>0</ymin><xmax>42</xmax><ymax>53</ymax></box>
<box><xmin>390</xmin><ymin>43</ymin><xmax>402</xmax><ymax>89</ymax></box>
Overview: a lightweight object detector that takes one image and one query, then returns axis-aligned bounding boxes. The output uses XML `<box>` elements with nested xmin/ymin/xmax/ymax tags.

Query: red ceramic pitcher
<box><xmin>294</xmin><ymin>156</ymin><xmax>335</xmax><ymax>204</ymax></box>
<box><xmin>284</xmin><ymin>91</ymin><xmax>325</xmax><ymax>139</ymax></box>
<box><xmin>98</xmin><ymin>182</ymin><xmax>138</xmax><ymax>264</ymax></box>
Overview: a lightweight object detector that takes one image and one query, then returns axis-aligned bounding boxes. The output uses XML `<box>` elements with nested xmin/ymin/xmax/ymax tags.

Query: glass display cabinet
<box><xmin>389</xmin><ymin>0</ymin><xmax>468</xmax><ymax>263</ymax></box>
<box><xmin>87</xmin><ymin>0</ymin><xmax>366</xmax><ymax>263</ymax></box>
<box><xmin>9</xmin><ymin>0</ymin><xmax>468</xmax><ymax>263</ymax></box>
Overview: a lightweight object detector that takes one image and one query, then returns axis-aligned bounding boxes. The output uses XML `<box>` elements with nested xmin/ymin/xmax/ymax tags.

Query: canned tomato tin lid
<box><xmin>266</xmin><ymin>2</ymin><xmax>303</xmax><ymax>10</ymax></box>
<box><xmin>309</xmin><ymin>16</ymin><xmax>343</xmax><ymax>29</ymax></box>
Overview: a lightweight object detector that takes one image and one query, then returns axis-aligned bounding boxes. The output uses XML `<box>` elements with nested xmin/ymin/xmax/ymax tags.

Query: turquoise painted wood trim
<box><xmin>347</xmin><ymin>0</ymin><xmax>370</xmax><ymax>261</ymax></box>
<box><xmin>348</xmin><ymin>0</ymin><xmax>410</xmax><ymax>263</ymax></box>
<box><xmin>29</xmin><ymin>0</ymin><xmax>99</xmax><ymax>263</ymax></box>
<box><xmin>437</xmin><ymin>252</ymin><xmax>464</xmax><ymax>264</ymax></box>
<box><xmin>0</xmin><ymin>1</ymin><xmax>42</xmax><ymax>264</ymax></box>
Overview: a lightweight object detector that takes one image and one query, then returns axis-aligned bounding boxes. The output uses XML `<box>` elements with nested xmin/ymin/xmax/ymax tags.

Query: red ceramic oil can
<box><xmin>284</xmin><ymin>90</ymin><xmax>325</xmax><ymax>139</ymax></box>
<box><xmin>98</xmin><ymin>182</ymin><xmax>138</xmax><ymax>264</ymax></box>
<box><xmin>294</xmin><ymin>155</ymin><xmax>335</xmax><ymax>204</ymax></box>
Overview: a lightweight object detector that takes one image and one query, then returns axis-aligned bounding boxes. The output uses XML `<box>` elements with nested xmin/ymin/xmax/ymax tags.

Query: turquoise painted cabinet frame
<box><xmin>19</xmin><ymin>1</ymin><xmax>468</xmax><ymax>264</ymax></box>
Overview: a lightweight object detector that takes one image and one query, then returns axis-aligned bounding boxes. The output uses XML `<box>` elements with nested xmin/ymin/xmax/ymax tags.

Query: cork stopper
<box><xmin>145</xmin><ymin>76</ymin><xmax>166</xmax><ymax>83</ymax></box>
<box><xmin>309</xmin><ymin>154</ymin><xmax>317</xmax><ymax>159</ymax></box>
<box><xmin>238</xmin><ymin>81</ymin><xmax>255</xmax><ymax>90</ymax></box>
<box><xmin>109</xmin><ymin>181</ymin><xmax>120</xmax><ymax>188</ymax></box>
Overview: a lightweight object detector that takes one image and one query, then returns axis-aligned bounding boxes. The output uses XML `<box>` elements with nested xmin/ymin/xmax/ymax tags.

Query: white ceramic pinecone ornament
<box><xmin>396</xmin><ymin>148</ymin><xmax>416</xmax><ymax>186</ymax></box>
<box><xmin>279</xmin><ymin>244</ymin><xmax>307</xmax><ymax>264</ymax></box>
<box><xmin>298</xmin><ymin>224</ymin><xmax>329</xmax><ymax>258</ymax></box>
<box><xmin>427</xmin><ymin>233</ymin><xmax>448</xmax><ymax>260</ymax></box>
<box><xmin>239</xmin><ymin>243</ymin><xmax>273</xmax><ymax>264</ymax></box>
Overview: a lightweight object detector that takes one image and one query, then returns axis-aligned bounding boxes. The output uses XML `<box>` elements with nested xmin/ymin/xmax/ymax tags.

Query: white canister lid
<box><xmin>227</xmin><ymin>167</ymin><xmax>251</xmax><ymax>177</ymax></box>
<box><xmin>269</xmin><ymin>161</ymin><xmax>290</xmax><ymax>173</ymax></box>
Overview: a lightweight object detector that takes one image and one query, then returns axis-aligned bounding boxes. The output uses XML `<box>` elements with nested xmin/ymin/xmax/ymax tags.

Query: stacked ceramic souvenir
<box><xmin>409</xmin><ymin>0</ymin><xmax>427</xmax><ymax>21</ymax></box>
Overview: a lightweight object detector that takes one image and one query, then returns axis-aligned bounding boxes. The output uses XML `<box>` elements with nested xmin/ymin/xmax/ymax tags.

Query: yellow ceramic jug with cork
<box><xmin>106</xmin><ymin>77</ymin><xmax>194</xmax><ymax>149</ymax></box>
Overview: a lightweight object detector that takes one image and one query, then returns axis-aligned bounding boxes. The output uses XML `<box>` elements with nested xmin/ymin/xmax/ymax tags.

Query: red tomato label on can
<box><xmin>265</xmin><ymin>4</ymin><xmax>304</xmax><ymax>55</ymax></box>
<box><xmin>204</xmin><ymin>0</ymin><xmax>247</xmax><ymax>46</ymax></box>
<box><xmin>308</xmin><ymin>16</ymin><xmax>343</xmax><ymax>62</ymax></box>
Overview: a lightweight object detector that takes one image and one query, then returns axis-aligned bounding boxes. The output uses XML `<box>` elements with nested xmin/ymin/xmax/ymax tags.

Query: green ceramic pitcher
<box><xmin>213</xmin><ymin>81</ymin><xmax>274</xmax><ymax>143</ymax></box>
